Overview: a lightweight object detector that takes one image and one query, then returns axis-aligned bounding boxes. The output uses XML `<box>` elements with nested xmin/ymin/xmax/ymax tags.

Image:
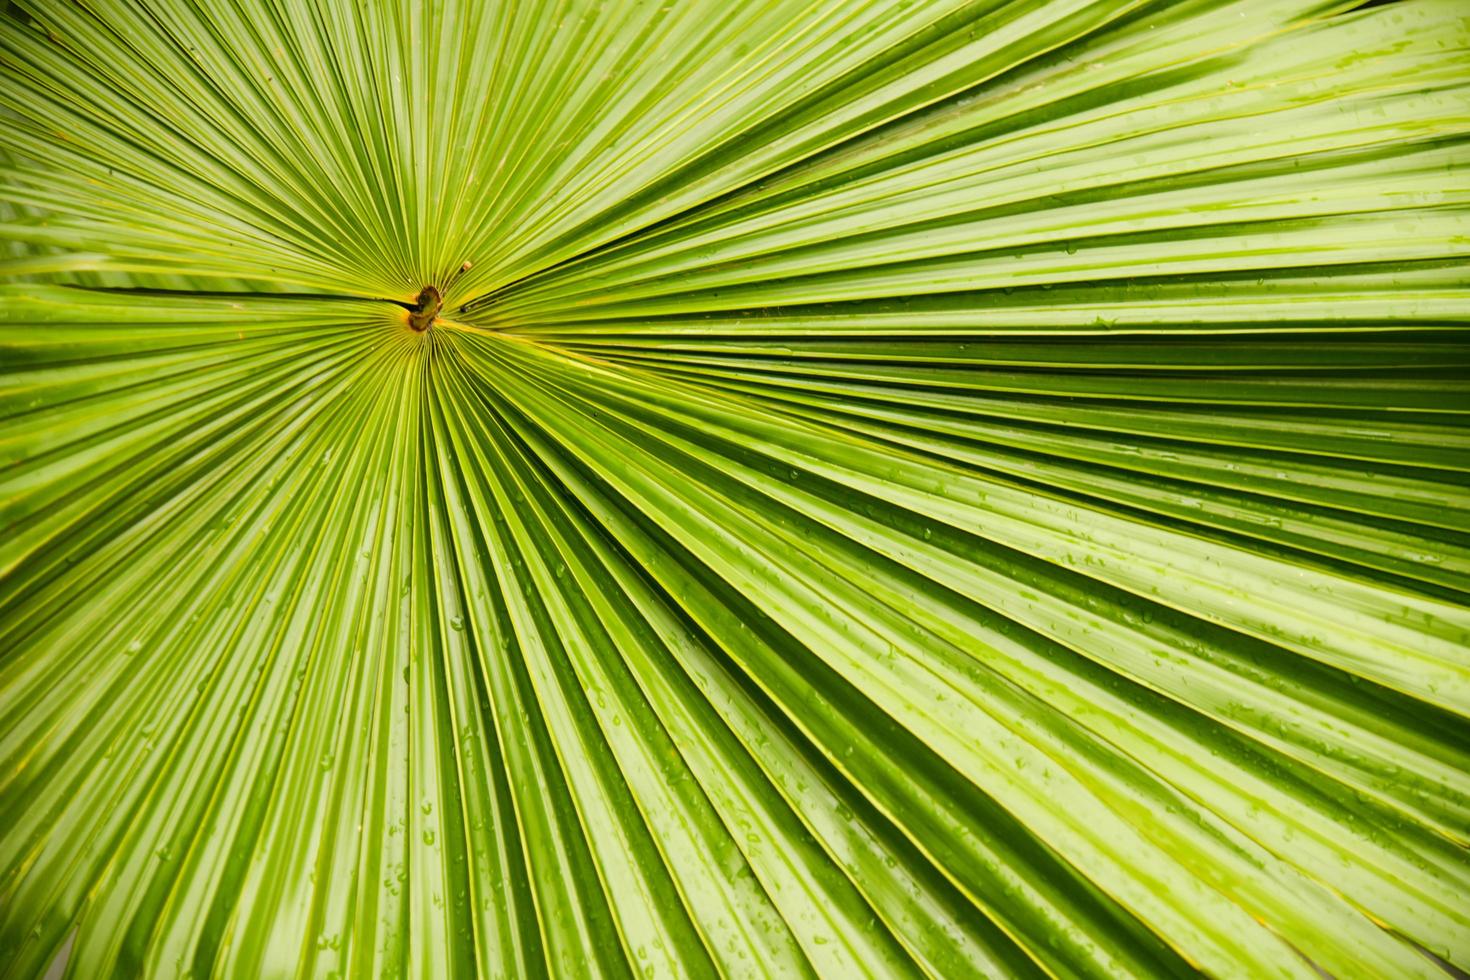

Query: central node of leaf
<box><xmin>408</xmin><ymin>286</ymin><xmax>442</xmax><ymax>332</ymax></box>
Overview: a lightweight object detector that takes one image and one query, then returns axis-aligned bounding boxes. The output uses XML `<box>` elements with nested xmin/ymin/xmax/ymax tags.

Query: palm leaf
<box><xmin>2</xmin><ymin>0</ymin><xmax>1468</xmax><ymax>976</ymax></box>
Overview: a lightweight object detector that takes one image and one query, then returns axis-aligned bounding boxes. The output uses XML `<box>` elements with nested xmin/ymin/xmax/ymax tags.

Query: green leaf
<box><xmin>2</xmin><ymin>0</ymin><xmax>1467</xmax><ymax>977</ymax></box>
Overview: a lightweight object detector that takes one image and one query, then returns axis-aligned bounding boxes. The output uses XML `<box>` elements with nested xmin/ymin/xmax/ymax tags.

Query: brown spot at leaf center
<box><xmin>408</xmin><ymin>285</ymin><xmax>442</xmax><ymax>332</ymax></box>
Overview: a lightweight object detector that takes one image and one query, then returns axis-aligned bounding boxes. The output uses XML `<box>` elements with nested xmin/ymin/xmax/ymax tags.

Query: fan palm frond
<box><xmin>2</xmin><ymin>0</ymin><xmax>1468</xmax><ymax>976</ymax></box>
